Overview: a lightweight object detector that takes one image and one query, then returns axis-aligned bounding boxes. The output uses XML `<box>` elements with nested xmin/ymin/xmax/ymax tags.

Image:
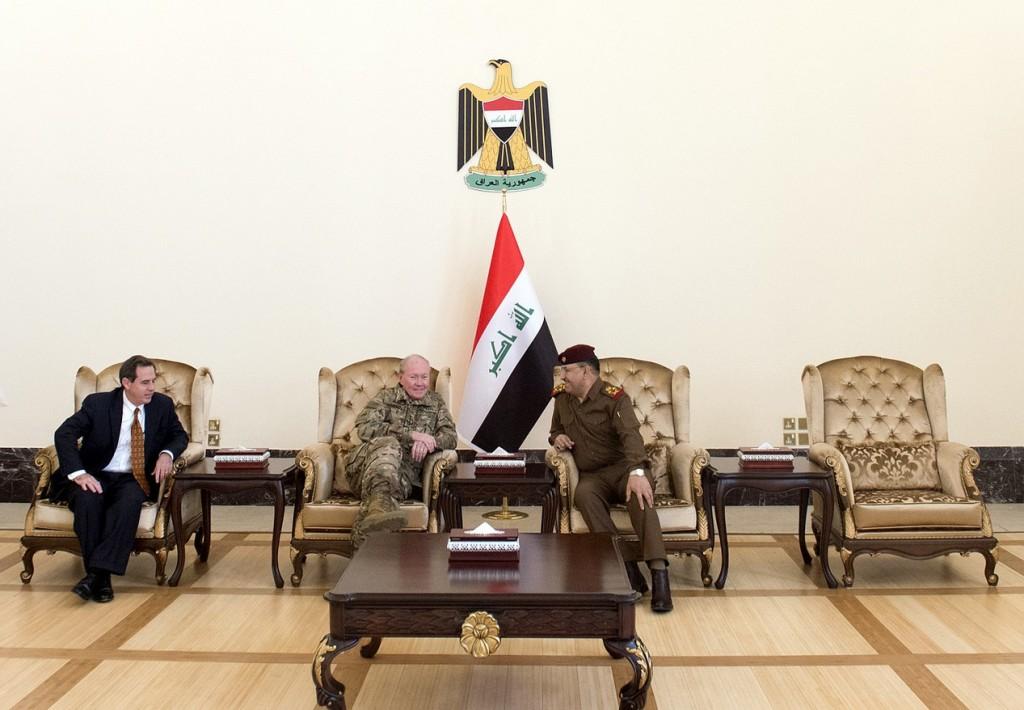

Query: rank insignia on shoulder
<box><xmin>602</xmin><ymin>384</ymin><xmax>624</xmax><ymax>399</ymax></box>
<box><xmin>551</xmin><ymin>383</ymin><xmax>566</xmax><ymax>397</ymax></box>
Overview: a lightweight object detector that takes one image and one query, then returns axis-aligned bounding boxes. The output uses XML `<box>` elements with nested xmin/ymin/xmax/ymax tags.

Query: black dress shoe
<box><xmin>624</xmin><ymin>561</ymin><xmax>649</xmax><ymax>595</ymax></box>
<box><xmin>650</xmin><ymin>568</ymin><xmax>673</xmax><ymax>613</ymax></box>
<box><xmin>92</xmin><ymin>573</ymin><xmax>114</xmax><ymax>603</ymax></box>
<box><xmin>72</xmin><ymin>573</ymin><xmax>97</xmax><ymax>601</ymax></box>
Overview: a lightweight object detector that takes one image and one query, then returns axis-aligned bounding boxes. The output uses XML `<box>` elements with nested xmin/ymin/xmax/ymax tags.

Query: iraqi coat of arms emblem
<box><xmin>457</xmin><ymin>59</ymin><xmax>553</xmax><ymax>192</ymax></box>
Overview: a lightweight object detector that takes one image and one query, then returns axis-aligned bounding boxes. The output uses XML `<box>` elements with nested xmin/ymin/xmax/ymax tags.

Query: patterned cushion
<box><xmin>855</xmin><ymin>489</ymin><xmax>964</xmax><ymax>505</ymax></box>
<box><xmin>836</xmin><ymin>440</ymin><xmax>941</xmax><ymax>491</ymax></box>
<box><xmin>645</xmin><ymin>442</ymin><xmax>672</xmax><ymax>495</ymax></box>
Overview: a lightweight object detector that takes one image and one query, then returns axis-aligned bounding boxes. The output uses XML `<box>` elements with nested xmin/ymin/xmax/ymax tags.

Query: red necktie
<box><xmin>131</xmin><ymin>407</ymin><xmax>151</xmax><ymax>496</ymax></box>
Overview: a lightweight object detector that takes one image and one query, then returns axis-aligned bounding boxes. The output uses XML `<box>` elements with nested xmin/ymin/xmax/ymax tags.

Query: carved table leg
<box><xmin>312</xmin><ymin>634</ymin><xmax>359</xmax><ymax>709</ymax></box>
<box><xmin>360</xmin><ymin>637</ymin><xmax>382</xmax><ymax>658</ymax></box>
<box><xmin>198</xmin><ymin>489</ymin><xmax>212</xmax><ymax>561</ymax></box>
<box><xmin>798</xmin><ymin>488</ymin><xmax>812</xmax><ymax>565</ymax></box>
<box><xmin>541</xmin><ymin>484</ymin><xmax>559</xmax><ymax>533</ymax></box>
<box><xmin>816</xmin><ymin>480</ymin><xmax>838</xmax><ymax>589</ymax></box>
<box><xmin>714</xmin><ymin>481</ymin><xmax>730</xmax><ymax>589</ymax></box>
<box><xmin>168</xmin><ymin>484</ymin><xmax>188</xmax><ymax>587</ymax></box>
<box><xmin>269</xmin><ymin>480</ymin><xmax>285</xmax><ymax>588</ymax></box>
<box><xmin>604</xmin><ymin>636</ymin><xmax>652</xmax><ymax>710</ymax></box>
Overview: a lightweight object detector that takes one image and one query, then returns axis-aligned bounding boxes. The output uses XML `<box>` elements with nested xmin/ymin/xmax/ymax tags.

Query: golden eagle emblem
<box><xmin>458</xmin><ymin>59</ymin><xmax>553</xmax><ymax>192</ymax></box>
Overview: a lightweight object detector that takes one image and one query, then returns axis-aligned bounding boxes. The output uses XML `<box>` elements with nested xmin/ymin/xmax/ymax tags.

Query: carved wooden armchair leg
<box><xmin>984</xmin><ymin>547</ymin><xmax>999</xmax><ymax>586</ymax></box>
<box><xmin>841</xmin><ymin>548</ymin><xmax>856</xmax><ymax>587</ymax></box>
<box><xmin>20</xmin><ymin>548</ymin><xmax>37</xmax><ymax>584</ymax></box>
<box><xmin>154</xmin><ymin>548</ymin><xmax>168</xmax><ymax>585</ymax></box>
<box><xmin>700</xmin><ymin>549</ymin><xmax>713</xmax><ymax>587</ymax></box>
<box><xmin>290</xmin><ymin>548</ymin><xmax>307</xmax><ymax>587</ymax></box>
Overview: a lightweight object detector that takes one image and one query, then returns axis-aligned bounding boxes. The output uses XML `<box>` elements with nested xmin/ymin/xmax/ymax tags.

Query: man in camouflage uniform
<box><xmin>550</xmin><ymin>344</ymin><xmax>673</xmax><ymax>612</ymax></box>
<box><xmin>346</xmin><ymin>354</ymin><xmax>457</xmax><ymax>549</ymax></box>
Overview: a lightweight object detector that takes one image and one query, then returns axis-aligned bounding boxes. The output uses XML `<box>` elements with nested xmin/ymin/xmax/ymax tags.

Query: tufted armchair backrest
<box><xmin>317</xmin><ymin>357</ymin><xmax>452</xmax><ymax>449</ymax></box>
<box><xmin>803</xmin><ymin>356</ymin><xmax>950</xmax><ymax>445</ymax></box>
<box><xmin>581</xmin><ymin>358</ymin><xmax>690</xmax><ymax>446</ymax></box>
<box><xmin>75</xmin><ymin>359</ymin><xmax>214</xmax><ymax>446</ymax></box>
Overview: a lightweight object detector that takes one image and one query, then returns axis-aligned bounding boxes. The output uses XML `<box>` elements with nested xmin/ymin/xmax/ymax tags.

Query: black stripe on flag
<box><xmin>471</xmin><ymin>319</ymin><xmax>558</xmax><ymax>452</ymax></box>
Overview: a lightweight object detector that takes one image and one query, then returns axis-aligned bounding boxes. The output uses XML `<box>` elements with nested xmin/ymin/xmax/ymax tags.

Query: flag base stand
<box><xmin>482</xmin><ymin>496</ymin><xmax>529</xmax><ymax>521</ymax></box>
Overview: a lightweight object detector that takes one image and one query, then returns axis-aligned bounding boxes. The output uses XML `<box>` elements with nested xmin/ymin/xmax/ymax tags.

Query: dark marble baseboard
<box><xmin>2</xmin><ymin>446</ymin><xmax>1022</xmax><ymax>505</ymax></box>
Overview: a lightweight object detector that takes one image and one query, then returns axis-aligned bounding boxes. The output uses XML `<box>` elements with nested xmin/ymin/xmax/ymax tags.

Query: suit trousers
<box><xmin>574</xmin><ymin>464</ymin><xmax>667</xmax><ymax>563</ymax></box>
<box><xmin>67</xmin><ymin>470</ymin><xmax>146</xmax><ymax>575</ymax></box>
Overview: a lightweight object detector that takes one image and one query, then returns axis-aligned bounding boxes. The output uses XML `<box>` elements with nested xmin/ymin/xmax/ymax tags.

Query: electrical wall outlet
<box><xmin>783</xmin><ymin>416</ymin><xmax>809</xmax><ymax>447</ymax></box>
<box><xmin>783</xmin><ymin>418</ymin><xmax>796</xmax><ymax>431</ymax></box>
<box><xmin>208</xmin><ymin>433</ymin><xmax>220</xmax><ymax>447</ymax></box>
<box><xmin>208</xmin><ymin>418</ymin><xmax>220</xmax><ymax>432</ymax></box>
<box><xmin>783</xmin><ymin>433</ymin><xmax>797</xmax><ymax>446</ymax></box>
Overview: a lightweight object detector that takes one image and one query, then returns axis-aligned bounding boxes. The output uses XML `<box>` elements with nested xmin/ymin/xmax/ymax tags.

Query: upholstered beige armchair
<box><xmin>802</xmin><ymin>356</ymin><xmax>997</xmax><ymax>586</ymax></box>
<box><xmin>290</xmin><ymin>357</ymin><xmax>457</xmax><ymax>586</ymax></box>
<box><xmin>546</xmin><ymin>358</ymin><xmax>714</xmax><ymax>586</ymax></box>
<box><xmin>22</xmin><ymin>359</ymin><xmax>212</xmax><ymax>584</ymax></box>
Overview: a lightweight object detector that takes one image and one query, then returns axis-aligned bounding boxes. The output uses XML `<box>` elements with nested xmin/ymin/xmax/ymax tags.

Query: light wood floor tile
<box><xmin>50</xmin><ymin>659</ymin><xmax>317</xmax><ymax>710</ymax></box>
<box><xmin>190</xmin><ymin>546</ymin><xmax>291</xmax><ymax>589</ymax></box>
<box><xmin>927</xmin><ymin>663</ymin><xmax>1024</xmax><ymax>709</ymax></box>
<box><xmin>860</xmin><ymin>594</ymin><xmax>1024</xmax><ymax>653</ymax></box>
<box><xmin>0</xmin><ymin>590</ymin><xmax>151</xmax><ymax>648</ymax></box>
<box><xmin>653</xmin><ymin>665</ymin><xmax>926</xmax><ymax>709</ymax></box>
<box><xmin>698</xmin><ymin>548</ymin><xmax>817</xmax><ymax>590</ymax></box>
<box><xmin>838</xmin><ymin>551</ymin><xmax>1024</xmax><ymax>588</ymax></box>
<box><xmin>120</xmin><ymin>594</ymin><xmax>327</xmax><ymax>653</ymax></box>
<box><xmin>0</xmin><ymin>657</ymin><xmax>68</xmax><ymax>706</ymax></box>
<box><xmin>354</xmin><ymin>664</ymin><xmax>617</xmax><ymax>710</ymax></box>
<box><xmin>637</xmin><ymin>597</ymin><xmax>876</xmax><ymax>657</ymax></box>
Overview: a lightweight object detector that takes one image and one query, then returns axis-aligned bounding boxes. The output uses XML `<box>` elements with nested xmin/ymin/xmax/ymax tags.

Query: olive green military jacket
<box><xmin>350</xmin><ymin>386</ymin><xmax>458</xmax><ymax>468</ymax></box>
<box><xmin>549</xmin><ymin>379</ymin><xmax>647</xmax><ymax>474</ymax></box>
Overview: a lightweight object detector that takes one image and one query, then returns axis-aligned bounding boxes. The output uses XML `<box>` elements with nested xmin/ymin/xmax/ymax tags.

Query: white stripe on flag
<box><xmin>459</xmin><ymin>269</ymin><xmax>545</xmax><ymax>442</ymax></box>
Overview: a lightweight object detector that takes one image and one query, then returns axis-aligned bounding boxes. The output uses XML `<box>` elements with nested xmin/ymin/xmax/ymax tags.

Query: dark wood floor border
<box><xmin>995</xmin><ymin>546</ymin><xmax>1024</xmax><ymax>578</ymax></box>
<box><xmin>829</xmin><ymin>596</ymin><xmax>913</xmax><ymax>655</ymax></box>
<box><xmin>87</xmin><ymin>592</ymin><xmax>180</xmax><ymax>651</ymax></box>
<box><xmin>892</xmin><ymin>665</ymin><xmax>969</xmax><ymax>710</ymax></box>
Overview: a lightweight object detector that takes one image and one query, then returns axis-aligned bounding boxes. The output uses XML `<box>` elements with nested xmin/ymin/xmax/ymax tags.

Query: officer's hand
<box><xmin>74</xmin><ymin>473</ymin><xmax>103</xmax><ymax>494</ymax></box>
<box><xmin>411</xmin><ymin>432</ymin><xmax>437</xmax><ymax>452</ymax></box>
<box><xmin>553</xmin><ymin>434</ymin><xmax>575</xmax><ymax>451</ymax></box>
<box><xmin>411</xmin><ymin>440</ymin><xmax>429</xmax><ymax>462</ymax></box>
<box><xmin>625</xmin><ymin>474</ymin><xmax>654</xmax><ymax>511</ymax></box>
<box><xmin>154</xmin><ymin>452</ymin><xmax>174</xmax><ymax>483</ymax></box>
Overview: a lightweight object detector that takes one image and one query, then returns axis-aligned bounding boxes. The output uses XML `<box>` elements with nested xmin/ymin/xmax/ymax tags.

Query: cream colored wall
<box><xmin>2</xmin><ymin>2</ymin><xmax>1022</xmax><ymax>450</ymax></box>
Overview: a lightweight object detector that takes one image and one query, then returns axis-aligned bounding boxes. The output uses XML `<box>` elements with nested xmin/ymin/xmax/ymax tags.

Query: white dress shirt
<box><xmin>67</xmin><ymin>393</ymin><xmax>173</xmax><ymax>480</ymax></box>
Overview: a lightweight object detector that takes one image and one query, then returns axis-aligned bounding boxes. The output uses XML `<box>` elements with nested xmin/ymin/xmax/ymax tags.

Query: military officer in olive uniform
<box><xmin>550</xmin><ymin>344</ymin><xmax>672</xmax><ymax>612</ymax></box>
<box><xmin>346</xmin><ymin>354</ymin><xmax>457</xmax><ymax>549</ymax></box>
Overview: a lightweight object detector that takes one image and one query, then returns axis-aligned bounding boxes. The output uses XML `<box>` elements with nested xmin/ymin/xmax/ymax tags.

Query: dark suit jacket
<box><xmin>51</xmin><ymin>388</ymin><xmax>188</xmax><ymax>503</ymax></box>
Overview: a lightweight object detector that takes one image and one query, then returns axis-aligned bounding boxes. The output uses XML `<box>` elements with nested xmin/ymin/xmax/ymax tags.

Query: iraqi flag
<box><xmin>460</xmin><ymin>214</ymin><xmax>558</xmax><ymax>452</ymax></box>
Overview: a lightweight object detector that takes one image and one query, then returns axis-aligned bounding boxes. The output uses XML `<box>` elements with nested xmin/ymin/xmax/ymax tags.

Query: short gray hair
<box><xmin>399</xmin><ymin>354</ymin><xmax>429</xmax><ymax>374</ymax></box>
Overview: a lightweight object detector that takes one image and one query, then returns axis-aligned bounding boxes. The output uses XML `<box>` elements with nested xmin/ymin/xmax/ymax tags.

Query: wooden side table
<box><xmin>438</xmin><ymin>462</ymin><xmax>560</xmax><ymax>533</ymax></box>
<box><xmin>710</xmin><ymin>456</ymin><xmax>838</xmax><ymax>589</ymax></box>
<box><xmin>168</xmin><ymin>458</ymin><xmax>292</xmax><ymax>588</ymax></box>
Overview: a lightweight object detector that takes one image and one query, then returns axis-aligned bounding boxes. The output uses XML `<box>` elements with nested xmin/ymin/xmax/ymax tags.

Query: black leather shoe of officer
<box><xmin>92</xmin><ymin>572</ymin><xmax>114</xmax><ymax>603</ymax></box>
<box><xmin>624</xmin><ymin>561</ymin><xmax>649</xmax><ymax>595</ymax></box>
<box><xmin>72</xmin><ymin>573</ymin><xmax>97</xmax><ymax>601</ymax></box>
<box><xmin>650</xmin><ymin>568</ymin><xmax>673</xmax><ymax>613</ymax></box>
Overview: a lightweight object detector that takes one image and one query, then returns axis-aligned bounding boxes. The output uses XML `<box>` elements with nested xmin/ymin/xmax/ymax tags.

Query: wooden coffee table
<box><xmin>438</xmin><ymin>462</ymin><xmax>560</xmax><ymax>533</ymax></box>
<box><xmin>313</xmin><ymin>533</ymin><xmax>651</xmax><ymax>709</ymax></box>
<box><xmin>710</xmin><ymin>456</ymin><xmax>838</xmax><ymax>589</ymax></box>
<box><xmin>168</xmin><ymin>458</ymin><xmax>292</xmax><ymax>588</ymax></box>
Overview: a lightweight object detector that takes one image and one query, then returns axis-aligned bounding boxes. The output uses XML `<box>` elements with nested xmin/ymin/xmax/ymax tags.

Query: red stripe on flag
<box><xmin>472</xmin><ymin>214</ymin><xmax>524</xmax><ymax>350</ymax></box>
<box><xmin>483</xmin><ymin>97</ymin><xmax>524</xmax><ymax>111</ymax></box>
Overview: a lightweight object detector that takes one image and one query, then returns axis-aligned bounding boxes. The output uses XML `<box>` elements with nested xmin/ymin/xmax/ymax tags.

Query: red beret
<box><xmin>558</xmin><ymin>344</ymin><xmax>597</xmax><ymax>365</ymax></box>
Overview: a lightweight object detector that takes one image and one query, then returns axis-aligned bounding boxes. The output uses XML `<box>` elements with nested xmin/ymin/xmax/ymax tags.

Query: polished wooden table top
<box><xmin>326</xmin><ymin>532</ymin><xmax>634</xmax><ymax>603</ymax></box>
<box><xmin>709</xmin><ymin>455</ymin><xmax>827</xmax><ymax>479</ymax></box>
<box><xmin>176</xmin><ymin>457</ymin><xmax>293</xmax><ymax>479</ymax></box>
<box><xmin>447</xmin><ymin>461</ymin><xmax>552</xmax><ymax>482</ymax></box>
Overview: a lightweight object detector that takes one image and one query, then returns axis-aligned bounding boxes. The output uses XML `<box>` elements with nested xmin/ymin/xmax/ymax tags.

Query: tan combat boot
<box><xmin>353</xmin><ymin>493</ymin><xmax>407</xmax><ymax>548</ymax></box>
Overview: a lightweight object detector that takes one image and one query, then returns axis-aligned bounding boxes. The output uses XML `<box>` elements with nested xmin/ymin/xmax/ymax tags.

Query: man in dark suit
<box><xmin>53</xmin><ymin>355</ymin><xmax>188</xmax><ymax>602</ymax></box>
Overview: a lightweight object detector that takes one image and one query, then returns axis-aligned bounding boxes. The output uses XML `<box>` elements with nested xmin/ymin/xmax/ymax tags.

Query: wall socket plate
<box><xmin>208</xmin><ymin>419</ymin><xmax>220</xmax><ymax>432</ymax></box>
<box><xmin>783</xmin><ymin>416</ymin><xmax>809</xmax><ymax>447</ymax></box>
<box><xmin>208</xmin><ymin>433</ymin><xmax>220</xmax><ymax>447</ymax></box>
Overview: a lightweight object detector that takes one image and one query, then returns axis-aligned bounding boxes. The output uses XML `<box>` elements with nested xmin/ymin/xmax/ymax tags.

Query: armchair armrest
<box><xmin>935</xmin><ymin>441</ymin><xmax>980</xmax><ymax>499</ymax></box>
<box><xmin>545</xmin><ymin>447</ymin><xmax>579</xmax><ymax>533</ymax></box>
<box><xmin>296</xmin><ymin>442</ymin><xmax>336</xmax><ymax>504</ymax></box>
<box><xmin>32</xmin><ymin>445</ymin><xmax>58</xmax><ymax>500</ymax></box>
<box><xmin>668</xmin><ymin>442</ymin><xmax>709</xmax><ymax>505</ymax></box>
<box><xmin>422</xmin><ymin>449</ymin><xmax>457</xmax><ymax>533</ymax></box>
<box><xmin>808</xmin><ymin>442</ymin><xmax>854</xmax><ymax>509</ymax></box>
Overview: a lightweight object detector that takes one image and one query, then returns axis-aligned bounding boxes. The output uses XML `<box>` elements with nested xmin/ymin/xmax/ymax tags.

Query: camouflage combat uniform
<box><xmin>346</xmin><ymin>386</ymin><xmax>457</xmax><ymax>548</ymax></box>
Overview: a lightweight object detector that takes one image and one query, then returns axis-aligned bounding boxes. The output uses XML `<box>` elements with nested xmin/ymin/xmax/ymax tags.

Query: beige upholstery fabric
<box><xmin>291</xmin><ymin>357</ymin><xmax>457</xmax><ymax>583</ymax></box>
<box><xmin>836</xmin><ymin>440</ymin><xmax>942</xmax><ymax>491</ymax></box>
<box><xmin>546</xmin><ymin>358</ymin><xmax>710</xmax><ymax>548</ymax></box>
<box><xmin>802</xmin><ymin>355</ymin><xmax>996</xmax><ymax>586</ymax></box>
<box><xmin>23</xmin><ymin>359</ymin><xmax>213</xmax><ymax>584</ymax></box>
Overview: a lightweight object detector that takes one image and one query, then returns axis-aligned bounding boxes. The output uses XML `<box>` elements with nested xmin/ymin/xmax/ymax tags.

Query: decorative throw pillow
<box><xmin>645</xmin><ymin>442</ymin><xmax>673</xmax><ymax>496</ymax></box>
<box><xmin>834</xmin><ymin>439</ymin><xmax>941</xmax><ymax>491</ymax></box>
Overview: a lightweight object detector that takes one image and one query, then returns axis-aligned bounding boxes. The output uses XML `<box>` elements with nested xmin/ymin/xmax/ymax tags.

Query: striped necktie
<box><xmin>130</xmin><ymin>407</ymin><xmax>151</xmax><ymax>496</ymax></box>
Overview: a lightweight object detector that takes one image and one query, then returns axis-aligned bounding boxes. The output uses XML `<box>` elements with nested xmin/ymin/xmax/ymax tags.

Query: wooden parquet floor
<box><xmin>2</xmin><ymin>528</ymin><xmax>1024</xmax><ymax>709</ymax></box>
